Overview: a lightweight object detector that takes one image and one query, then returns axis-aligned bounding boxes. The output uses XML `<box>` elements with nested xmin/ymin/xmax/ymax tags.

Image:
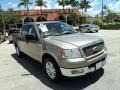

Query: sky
<box><xmin>0</xmin><ymin>0</ymin><xmax>120</xmax><ymax>16</ymax></box>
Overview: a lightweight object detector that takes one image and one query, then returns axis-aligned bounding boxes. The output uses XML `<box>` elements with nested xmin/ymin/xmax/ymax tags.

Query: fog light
<box><xmin>71</xmin><ymin>69</ymin><xmax>84</xmax><ymax>74</ymax></box>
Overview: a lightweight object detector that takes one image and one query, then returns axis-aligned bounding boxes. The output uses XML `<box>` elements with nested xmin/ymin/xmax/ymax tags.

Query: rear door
<box><xmin>19</xmin><ymin>25</ymin><xmax>30</xmax><ymax>55</ymax></box>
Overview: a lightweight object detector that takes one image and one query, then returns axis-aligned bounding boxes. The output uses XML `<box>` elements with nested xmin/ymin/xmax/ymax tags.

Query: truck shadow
<box><xmin>11</xmin><ymin>53</ymin><xmax>104</xmax><ymax>90</ymax></box>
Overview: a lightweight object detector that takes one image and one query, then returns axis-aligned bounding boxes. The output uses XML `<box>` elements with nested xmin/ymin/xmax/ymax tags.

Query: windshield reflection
<box><xmin>37</xmin><ymin>22</ymin><xmax>77</xmax><ymax>37</ymax></box>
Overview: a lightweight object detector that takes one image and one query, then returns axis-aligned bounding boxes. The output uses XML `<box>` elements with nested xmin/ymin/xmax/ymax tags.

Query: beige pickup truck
<box><xmin>13</xmin><ymin>21</ymin><xmax>107</xmax><ymax>82</ymax></box>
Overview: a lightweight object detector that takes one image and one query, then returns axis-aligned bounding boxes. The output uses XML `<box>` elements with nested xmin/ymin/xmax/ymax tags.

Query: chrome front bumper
<box><xmin>60</xmin><ymin>59</ymin><xmax>106</xmax><ymax>77</ymax></box>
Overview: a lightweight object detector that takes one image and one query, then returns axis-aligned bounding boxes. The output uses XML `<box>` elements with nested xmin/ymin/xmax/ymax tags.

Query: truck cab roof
<box><xmin>24</xmin><ymin>21</ymin><xmax>61</xmax><ymax>25</ymax></box>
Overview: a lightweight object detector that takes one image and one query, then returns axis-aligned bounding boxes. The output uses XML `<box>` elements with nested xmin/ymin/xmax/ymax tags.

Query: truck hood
<box><xmin>50</xmin><ymin>33</ymin><xmax>103</xmax><ymax>47</ymax></box>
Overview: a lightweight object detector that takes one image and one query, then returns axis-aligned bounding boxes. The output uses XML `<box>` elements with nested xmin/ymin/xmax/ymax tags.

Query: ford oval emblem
<box><xmin>93</xmin><ymin>46</ymin><xmax>98</xmax><ymax>52</ymax></box>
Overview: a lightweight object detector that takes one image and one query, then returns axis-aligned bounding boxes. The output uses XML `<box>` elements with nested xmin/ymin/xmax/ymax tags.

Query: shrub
<box><xmin>93</xmin><ymin>19</ymin><xmax>103</xmax><ymax>25</ymax></box>
<box><xmin>102</xmin><ymin>23</ymin><xmax>120</xmax><ymax>29</ymax></box>
<box><xmin>93</xmin><ymin>19</ymin><xmax>120</xmax><ymax>29</ymax></box>
<box><xmin>78</xmin><ymin>16</ymin><xmax>87</xmax><ymax>24</ymax></box>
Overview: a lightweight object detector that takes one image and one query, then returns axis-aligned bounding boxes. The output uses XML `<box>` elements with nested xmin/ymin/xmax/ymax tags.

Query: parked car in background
<box><xmin>8</xmin><ymin>28</ymin><xmax>19</xmax><ymax>43</ymax></box>
<box><xmin>0</xmin><ymin>32</ymin><xmax>5</xmax><ymax>43</ymax></box>
<box><xmin>13</xmin><ymin>21</ymin><xmax>107</xmax><ymax>82</ymax></box>
<box><xmin>80</xmin><ymin>24</ymin><xmax>100</xmax><ymax>33</ymax></box>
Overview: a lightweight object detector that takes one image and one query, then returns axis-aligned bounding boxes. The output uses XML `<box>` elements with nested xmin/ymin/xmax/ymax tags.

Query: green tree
<box><xmin>35</xmin><ymin>0</ymin><xmax>47</xmax><ymax>14</ymax></box>
<box><xmin>18</xmin><ymin>0</ymin><xmax>32</xmax><ymax>21</ymax></box>
<box><xmin>57</xmin><ymin>0</ymin><xmax>69</xmax><ymax>16</ymax></box>
<box><xmin>0</xmin><ymin>4</ymin><xmax>6</xmax><ymax>34</ymax></box>
<box><xmin>68</xmin><ymin>0</ymin><xmax>79</xmax><ymax>25</ymax></box>
<box><xmin>105</xmin><ymin>11</ymin><xmax>118</xmax><ymax>23</ymax></box>
<box><xmin>7</xmin><ymin>8</ymin><xmax>21</xmax><ymax>25</ymax></box>
<box><xmin>69</xmin><ymin>0</ymin><xmax>79</xmax><ymax>14</ymax></box>
<box><xmin>100</xmin><ymin>5</ymin><xmax>109</xmax><ymax>16</ymax></box>
<box><xmin>18</xmin><ymin>0</ymin><xmax>32</xmax><ymax>11</ymax></box>
<box><xmin>79</xmin><ymin>1</ymin><xmax>84</xmax><ymax>15</ymax></box>
<box><xmin>0</xmin><ymin>8</ymin><xmax>21</xmax><ymax>30</ymax></box>
<box><xmin>101</xmin><ymin>0</ymin><xmax>118</xmax><ymax>20</ymax></box>
<box><xmin>79</xmin><ymin>0</ymin><xmax>91</xmax><ymax>14</ymax></box>
<box><xmin>99</xmin><ymin>5</ymin><xmax>118</xmax><ymax>23</ymax></box>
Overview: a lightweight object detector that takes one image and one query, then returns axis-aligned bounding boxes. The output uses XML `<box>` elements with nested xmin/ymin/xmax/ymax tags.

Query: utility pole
<box><xmin>101</xmin><ymin>0</ymin><xmax>104</xmax><ymax>21</ymax></box>
<box><xmin>0</xmin><ymin>4</ymin><xmax>6</xmax><ymax>35</ymax></box>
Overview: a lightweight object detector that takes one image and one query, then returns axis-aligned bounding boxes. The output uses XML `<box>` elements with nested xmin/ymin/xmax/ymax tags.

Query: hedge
<box><xmin>101</xmin><ymin>23</ymin><xmax>120</xmax><ymax>30</ymax></box>
<box><xmin>93</xmin><ymin>19</ymin><xmax>120</xmax><ymax>30</ymax></box>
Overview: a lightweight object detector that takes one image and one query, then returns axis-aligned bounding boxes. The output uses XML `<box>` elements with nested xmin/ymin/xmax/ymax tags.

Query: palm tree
<box><xmin>35</xmin><ymin>0</ymin><xmax>47</xmax><ymax>14</ymax></box>
<box><xmin>18</xmin><ymin>0</ymin><xmax>32</xmax><ymax>22</ymax></box>
<box><xmin>79</xmin><ymin>0</ymin><xmax>91</xmax><ymax>14</ymax></box>
<box><xmin>57</xmin><ymin>0</ymin><xmax>69</xmax><ymax>16</ymax></box>
<box><xmin>79</xmin><ymin>1</ymin><xmax>84</xmax><ymax>15</ymax></box>
<box><xmin>0</xmin><ymin>4</ymin><xmax>6</xmax><ymax>35</ymax></box>
<box><xmin>101</xmin><ymin>0</ymin><xmax>118</xmax><ymax>21</ymax></box>
<box><xmin>69</xmin><ymin>0</ymin><xmax>79</xmax><ymax>14</ymax></box>
<box><xmin>68</xmin><ymin>0</ymin><xmax>79</xmax><ymax>25</ymax></box>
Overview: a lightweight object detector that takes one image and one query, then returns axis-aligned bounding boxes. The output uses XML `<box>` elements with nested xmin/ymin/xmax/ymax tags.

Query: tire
<box><xmin>43</xmin><ymin>57</ymin><xmax>62</xmax><ymax>82</ymax></box>
<box><xmin>87</xmin><ymin>29</ymin><xmax>90</xmax><ymax>33</ymax></box>
<box><xmin>9</xmin><ymin>41</ymin><xmax>13</xmax><ymax>43</ymax></box>
<box><xmin>15</xmin><ymin>47</ymin><xmax>23</xmax><ymax>57</ymax></box>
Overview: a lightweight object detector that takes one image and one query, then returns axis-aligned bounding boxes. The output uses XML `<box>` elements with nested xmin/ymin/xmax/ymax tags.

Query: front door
<box><xmin>27</xmin><ymin>25</ymin><xmax>42</xmax><ymax>61</ymax></box>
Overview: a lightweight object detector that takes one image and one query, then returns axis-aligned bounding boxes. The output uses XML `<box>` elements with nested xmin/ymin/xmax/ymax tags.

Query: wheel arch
<box><xmin>42</xmin><ymin>53</ymin><xmax>60</xmax><ymax>67</ymax></box>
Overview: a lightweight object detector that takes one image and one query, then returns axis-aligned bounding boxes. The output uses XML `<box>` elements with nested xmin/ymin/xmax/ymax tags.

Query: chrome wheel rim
<box><xmin>46</xmin><ymin>61</ymin><xmax>56</xmax><ymax>79</ymax></box>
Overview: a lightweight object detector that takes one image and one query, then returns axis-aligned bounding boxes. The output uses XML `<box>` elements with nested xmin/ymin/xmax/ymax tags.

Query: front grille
<box><xmin>83</xmin><ymin>42</ymin><xmax>104</xmax><ymax>57</ymax></box>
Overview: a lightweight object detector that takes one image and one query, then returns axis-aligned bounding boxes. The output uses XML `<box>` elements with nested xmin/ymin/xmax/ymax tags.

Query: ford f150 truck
<box><xmin>13</xmin><ymin>21</ymin><xmax>107</xmax><ymax>82</ymax></box>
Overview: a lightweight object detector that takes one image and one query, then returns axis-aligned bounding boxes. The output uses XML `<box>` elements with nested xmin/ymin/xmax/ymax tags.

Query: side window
<box><xmin>36</xmin><ymin>24</ymin><xmax>42</xmax><ymax>35</ymax></box>
<box><xmin>21</xmin><ymin>25</ymin><xmax>30</xmax><ymax>36</ymax></box>
<box><xmin>85</xmin><ymin>25</ymin><xmax>89</xmax><ymax>27</ymax></box>
<box><xmin>29</xmin><ymin>25</ymin><xmax>37</xmax><ymax>37</ymax></box>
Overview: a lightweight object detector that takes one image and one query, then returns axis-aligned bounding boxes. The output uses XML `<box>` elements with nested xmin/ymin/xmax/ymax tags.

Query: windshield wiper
<box><xmin>61</xmin><ymin>31</ymin><xmax>73</xmax><ymax>35</ymax></box>
<box><xmin>43</xmin><ymin>33</ymin><xmax>60</xmax><ymax>37</ymax></box>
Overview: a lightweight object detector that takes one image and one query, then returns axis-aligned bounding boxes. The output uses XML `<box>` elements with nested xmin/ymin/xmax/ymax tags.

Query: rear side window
<box><xmin>21</xmin><ymin>25</ymin><xmax>30</xmax><ymax>36</ymax></box>
<box><xmin>85</xmin><ymin>25</ymin><xmax>89</xmax><ymax>27</ymax></box>
<box><xmin>9</xmin><ymin>30</ymin><xmax>19</xmax><ymax>34</ymax></box>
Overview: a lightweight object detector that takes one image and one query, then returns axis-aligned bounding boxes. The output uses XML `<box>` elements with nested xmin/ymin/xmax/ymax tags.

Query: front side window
<box><xmin>85</xmin><ymin>25</ymin><xmax>89</xmax><ymax>27</ymax></box>
<box><xmin>29</xmin><ymin>25</ymin><xmax>37</xmax><ymax>37</ymax></box>
<box><xmin>21</xmin><ymin>25</ymin><xmax>30</xmax><ymax>36</ymax></box>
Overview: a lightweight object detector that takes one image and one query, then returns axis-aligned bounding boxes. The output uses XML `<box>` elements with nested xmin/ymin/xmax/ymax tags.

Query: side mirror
<box><xmin>25</xmin><ymin>34</ymin><xmax>38</xmax><ymax>41</ymax></box>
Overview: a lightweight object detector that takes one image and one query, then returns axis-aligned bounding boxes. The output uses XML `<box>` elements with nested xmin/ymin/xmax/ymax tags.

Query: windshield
<box><xmin>37</xmin><ymin>22</ymin><xmax>77</xmax><ymax>37</ymax></box>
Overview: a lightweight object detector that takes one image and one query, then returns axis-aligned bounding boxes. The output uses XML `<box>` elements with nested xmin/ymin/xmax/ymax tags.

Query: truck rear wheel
<box><xmin>43</xmin><ymin>57</ymin><xmax>62</xmax><ymax>82</ymax></box>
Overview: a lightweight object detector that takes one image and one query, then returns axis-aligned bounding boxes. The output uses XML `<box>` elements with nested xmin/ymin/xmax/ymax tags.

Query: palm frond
<box><xmin>18</xmin><ymin>2</ymin><xmax>25</xmax><ymax>7</ymax></box>
<box><xmin>35</xmin><ymin>0</ymin><xmax>47</xmax><ymax>7</ymax></box>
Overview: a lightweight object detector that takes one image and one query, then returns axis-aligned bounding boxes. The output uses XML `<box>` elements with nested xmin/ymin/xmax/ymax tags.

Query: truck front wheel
<box><xmin>43</xmin><ymin>57</ymin><xmax>62</xmax><ymax>82</ymax></box>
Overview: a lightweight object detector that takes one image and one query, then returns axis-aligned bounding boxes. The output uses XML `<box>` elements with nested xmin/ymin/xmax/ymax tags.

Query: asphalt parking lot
<box><xmin>0</xmin><ymin>30</ymin><xmax>120</xmax><ymax>90</ymax></box>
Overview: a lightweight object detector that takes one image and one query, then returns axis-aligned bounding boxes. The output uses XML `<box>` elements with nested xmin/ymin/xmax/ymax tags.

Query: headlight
<box><xmin>60</xmin><ymin>48</ymin><xmax>82</xmax><ymax>59</ymax></box>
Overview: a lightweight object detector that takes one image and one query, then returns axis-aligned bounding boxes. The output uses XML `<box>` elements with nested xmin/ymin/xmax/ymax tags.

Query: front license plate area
<box><xmin>96</xmin><ymin>61</ymin><xmax>103</xmax><ymax>70</ymax></box>
<box><xmin>90</xmin><ymin>67</ymin><xmax>95</xmax><ymax>72</ymax></box>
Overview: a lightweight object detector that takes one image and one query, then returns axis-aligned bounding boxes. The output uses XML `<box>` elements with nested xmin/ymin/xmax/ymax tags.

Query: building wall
<box><xmin>15</xmin><ymin>9</ymin><xmax>81</xmax><ymax>24</ymax></box>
